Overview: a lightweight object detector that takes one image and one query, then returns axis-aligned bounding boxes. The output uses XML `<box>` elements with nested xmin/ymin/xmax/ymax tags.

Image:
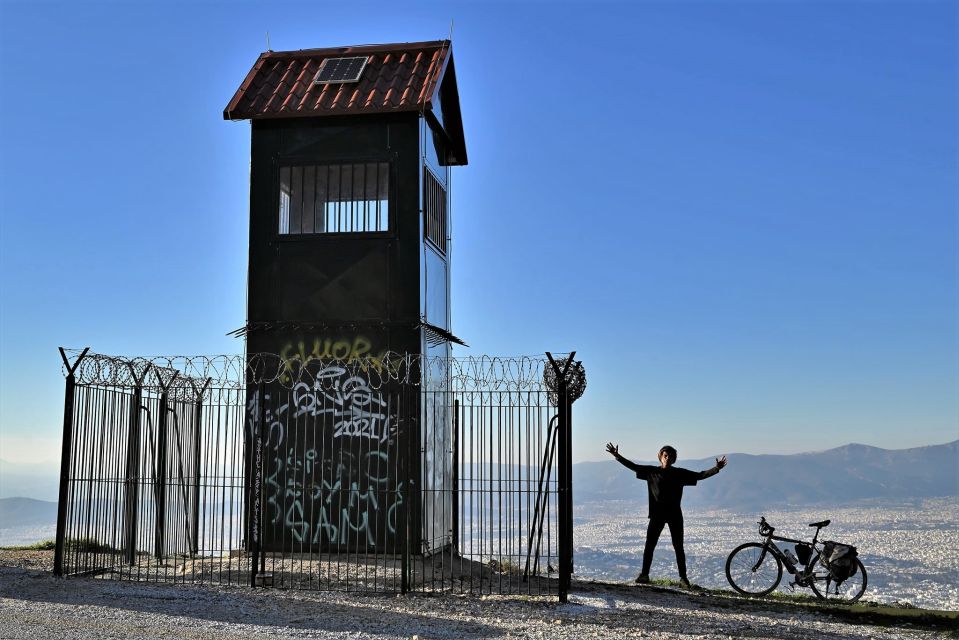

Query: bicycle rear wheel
<box><xmin>725</xmin><ymin>542</ymin><xmax>783</xmax><ymax>596</ymax></box>
<box><xmin>809</xmin><ymin>556</ymin><xmax>867</xmax><ymax>603</ymax></box>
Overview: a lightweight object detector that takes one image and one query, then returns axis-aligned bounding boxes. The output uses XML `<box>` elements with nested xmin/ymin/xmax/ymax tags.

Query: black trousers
<box><xmin>641</xmin><ymin>513</ymin><xmax>686</xmax><ymax>578</ymax></box>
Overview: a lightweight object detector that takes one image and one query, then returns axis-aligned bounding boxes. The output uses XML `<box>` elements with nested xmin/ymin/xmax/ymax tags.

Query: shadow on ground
<box><xmin>0</xmin><ymin>566</ymin><xmax>501</xmax><ymax>638</ymax></box>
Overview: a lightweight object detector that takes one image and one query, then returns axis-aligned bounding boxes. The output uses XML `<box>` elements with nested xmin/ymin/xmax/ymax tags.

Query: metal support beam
<box><xmin>525</xmin><ymin>414</ymin><xmax>558</xmax><ymax>580</ymax></box>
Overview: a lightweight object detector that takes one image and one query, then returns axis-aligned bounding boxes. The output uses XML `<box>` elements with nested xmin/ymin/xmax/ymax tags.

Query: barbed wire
<box><xmin>544</xmin><ymin>358</ymin><xmax>587</xmax><ymax>405</ymax></box>
<box><xmin>62</xmin><ymin>350</ymin><xmax>246</xmax><ymax>391</ymax></box>
<box><xmin>59</xmin><ymin>349</ymin><xmax>582</xmax><ymax>396</ymax></box>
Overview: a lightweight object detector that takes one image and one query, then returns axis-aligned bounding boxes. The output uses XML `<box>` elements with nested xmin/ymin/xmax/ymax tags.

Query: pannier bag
<box><xmin>820</xmin><ymin>541</ymin><xmax>858</xmax><ymax>581</ymax></box>
<box><xmin>795</xmin><ymin>543</ymin><xmax>813</xmax><ymax>566</ymax></box>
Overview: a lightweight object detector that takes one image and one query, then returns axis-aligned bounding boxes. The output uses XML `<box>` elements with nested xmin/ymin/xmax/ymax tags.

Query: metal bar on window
<box><xmin>315</xmin><ymin>164</ymin><xmax>327</xmax><ymax>233</ymax></box>
<box><xmin>302</xmin><ymin>166</ymin><xmax>315</xmax><ymax>235</ymax></box>
<box><xmin>290</xmin><ymin>166</ymin><xmax>303</xmax><ymax>235</ymax></box>
<box><xmin>352</xmin><ymin>163</ymin><xmax>363</xmax><ymax>232</ymax></box>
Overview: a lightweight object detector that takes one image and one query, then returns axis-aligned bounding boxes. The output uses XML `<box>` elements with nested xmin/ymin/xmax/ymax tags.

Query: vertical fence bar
<box><xmin>400</xmin><ymin>387</ymin><xmax>409</xmax><ymax>594</ymax></box>
<box><xmin>54</xmin><ymin>347</ymin><xmax>88</xmax><ymax>576</ymax></box>
<box><xmin>250</xmin><ymin>381</ymin><xmax>265</xmax><ymax>587</ymax></box>
<box><xmin>401</xmin><ymin>376</ymin><xmax>412</xmax><ymax>594</ymax></box>
<box><xmin>451</xmin><ymin>398</ymin><xmax>459</xmax><ymax>551</ymax></box>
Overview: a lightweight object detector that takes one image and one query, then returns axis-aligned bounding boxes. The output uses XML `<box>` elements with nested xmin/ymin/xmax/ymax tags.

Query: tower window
<box><xmin>278</xmin><ymin>162</ymin><xmax>389</xmax><ymax>235</ymax></box>
<box><xmin>423</xmin><ymin>169</ymin><xmax>447</xmax><ymax>254</ymax></box>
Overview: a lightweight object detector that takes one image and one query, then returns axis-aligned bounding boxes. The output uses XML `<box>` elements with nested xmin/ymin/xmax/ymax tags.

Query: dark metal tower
<box><xmin>224</xmin><ymin>41</ymin><xmax>467</xmax><ymax>554</ymax></box>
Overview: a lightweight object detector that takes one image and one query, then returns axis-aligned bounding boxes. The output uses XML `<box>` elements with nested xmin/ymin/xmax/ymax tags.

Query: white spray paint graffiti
<box><xmin>247</xmin><ymin>369</ymin><xmax>403</xmax><ymax>549</ymax></box>
<box><xmin>263</xmin><ymin>447</ymin><xmax>404</xmax><ymax>546</ymax></box>
<box><xmin>247</xmin><ymin>366</ymin><xmax>396</xmax><ymax>446</ymax></box>
<box><xmin>291</xmin><ymin>366</ymin><xmax>393</xmax><ymax>442</ymax></box>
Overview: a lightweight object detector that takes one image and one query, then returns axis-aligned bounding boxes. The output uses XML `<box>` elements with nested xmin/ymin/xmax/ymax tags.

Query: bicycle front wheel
<box><xmin>809</xmin><ymin>556</ymin><xmax>867</xmax><ymax>603</ymax></box>
<box><xmin>725</xmin><ymin>542</ymin><xmax>783</xmax><ymax>596</ymax></box>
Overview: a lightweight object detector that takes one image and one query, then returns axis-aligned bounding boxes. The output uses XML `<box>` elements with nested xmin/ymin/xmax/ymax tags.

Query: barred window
<box><xmin>279</xmin><ymin>162</ymin><xmax>389</xmax><ymax>235</ymax></box>
<box><xmin>423</xmin><ymin>169</ymin><xmax>447</xmax><ymax>254</ymax></box>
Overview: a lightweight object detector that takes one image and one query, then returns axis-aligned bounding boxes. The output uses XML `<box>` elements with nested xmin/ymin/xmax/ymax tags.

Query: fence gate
<box><xmin>54</xmin><ymin>349</ymin><xmax>583</xmax><ymax>600</ymax></box>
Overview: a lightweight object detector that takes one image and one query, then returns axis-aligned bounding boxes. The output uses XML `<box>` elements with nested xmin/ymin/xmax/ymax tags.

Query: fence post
<box><xmin>557</xmin><ymin>376</ymin><xmax>570</xmax><ymax>600</ymax></box>
<box><xmin>124</xmin><ymin>363</ymin><xmax>149</xmax><ymax>565</ymax></box>
<box><xmin>189</xmin><ymin>378</ymin><xmax>211</xmax><ymax>556</ymax></box>
<box><xmin>153</xmin><ymin>372</ymin><xmax>177</xmax><ymax>560</ymax></box>
<box><xmin>54</xmin><ymin>347</ymin><xmax>88</xmax><ymax>577</ymax></box>
<box><xmin>562</xmin><ymin>370</ymin><xmax>574</xmax><ymax>593</ymax></box>
<box><xmin>547</xmin><ymin>352</ymin><xmax>576</xmax><ymax>603</ymax></box>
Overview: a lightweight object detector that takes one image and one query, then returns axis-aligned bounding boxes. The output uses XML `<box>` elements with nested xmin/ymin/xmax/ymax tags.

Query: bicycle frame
<box><xmin>754</xmin><ymin>519</ymin><xmax>826</xmax><ymax>583</ymax></box>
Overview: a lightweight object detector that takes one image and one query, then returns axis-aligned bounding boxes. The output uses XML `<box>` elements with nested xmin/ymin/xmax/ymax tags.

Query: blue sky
<box><xmin>0</xmin><ymin>0</ymin><xmax>956</xmax><ymax>466</ymax></box>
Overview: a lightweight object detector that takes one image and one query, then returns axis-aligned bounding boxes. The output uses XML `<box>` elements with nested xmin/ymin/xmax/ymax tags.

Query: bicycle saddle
<box><xmin>808</xmin><ymin>519</ymin><xmax>830</xmax><ymax>528</ymax></box>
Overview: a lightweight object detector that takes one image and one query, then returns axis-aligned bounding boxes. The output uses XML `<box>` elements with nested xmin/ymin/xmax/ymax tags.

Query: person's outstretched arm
<box><xmin>697</xmin><ymin>455</ymin><xmax>728</xmax><ymax>480</ymax></box>
<box><xmin>606</xmin><ymin>443</ymin><xmax>642</xmax><ymax>473</ymax></box>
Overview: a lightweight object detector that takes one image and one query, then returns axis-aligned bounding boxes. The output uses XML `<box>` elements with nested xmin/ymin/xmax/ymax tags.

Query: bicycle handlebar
<box><xmin>758</xmin><ymin>517</ymin><xmax>775</xmax><ymax>537</ymax></box>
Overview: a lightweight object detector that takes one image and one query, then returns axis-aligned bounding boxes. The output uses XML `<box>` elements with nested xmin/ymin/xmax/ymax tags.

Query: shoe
<box><xmin>634</xmin><ymin>574</ymin><xmax>650</xmax><ymax>584</ymax></box>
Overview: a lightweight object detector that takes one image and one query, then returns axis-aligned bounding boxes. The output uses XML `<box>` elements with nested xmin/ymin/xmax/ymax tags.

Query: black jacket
<box><xmin>615</xmin><ymin>460</ymin><xmax>720</xmax><ymax>518</ymax></box>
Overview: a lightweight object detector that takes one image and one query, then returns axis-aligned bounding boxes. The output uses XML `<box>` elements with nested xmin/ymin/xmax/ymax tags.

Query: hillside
<box><xmin>574</xmin><ymin>440</ymin><xmax>959</xmax><ymax>509</ymax></box>
<box><xmin>0</xmin><ymin>498</ymin><xmax>57</xmax><ymax>528</ymax></box>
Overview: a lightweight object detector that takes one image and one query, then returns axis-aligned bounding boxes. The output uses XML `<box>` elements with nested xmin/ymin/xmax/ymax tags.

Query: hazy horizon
<box><xmin>2</xmin><ymin>435</ymin><xmax>958</xmax><ymax>469</ymax></box>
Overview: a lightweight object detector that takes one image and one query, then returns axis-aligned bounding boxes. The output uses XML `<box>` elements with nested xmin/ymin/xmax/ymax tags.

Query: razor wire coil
<box><xmin>60</xmin><ymin>349</ymin><xmax>580</xmax><ymax>397</ymax></box>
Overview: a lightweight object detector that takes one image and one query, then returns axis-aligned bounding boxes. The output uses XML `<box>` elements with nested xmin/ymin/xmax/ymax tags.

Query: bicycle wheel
<box><xmin>808</xmin><ymin>556</ymin><xmax>867</xmax><ymax>603</ymax></box>
<box><xmin>725</xmin><ymin>542</ymin><xmax>783</xmax><ymax>596</ymax></box>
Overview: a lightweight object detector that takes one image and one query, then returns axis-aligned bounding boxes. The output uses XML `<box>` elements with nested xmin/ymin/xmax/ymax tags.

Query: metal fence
<box><xmin>54</xmin><ymin>348</ymin><xmax>582</xmax><ymax>600</ymax></box>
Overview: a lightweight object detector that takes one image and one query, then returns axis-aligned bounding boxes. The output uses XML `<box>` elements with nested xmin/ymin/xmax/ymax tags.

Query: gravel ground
<box><xmin>0</xmin><ymin>553</ymin><xmax>953</xmax><ymax>640</ymax></box>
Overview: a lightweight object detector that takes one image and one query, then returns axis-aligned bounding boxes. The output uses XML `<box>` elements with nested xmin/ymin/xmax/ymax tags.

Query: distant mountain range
<box><xmin>0</xmin><ymin>459</ymin><xmax>59</xmax><ymax>502</ymax></box>
<box><xmin>0</xmin><ymin>497</ymin><xmax>57</xmax><ymax>528</ymax></box>
<box><xmin>1</xmin><ymin>442</ymin><xmax>956</xmax><ymax>532</ymax></box>
<box><xmin>574</xmin><ymin>440</ymin><xmax>959</xmax><ymax>510</ymax></box>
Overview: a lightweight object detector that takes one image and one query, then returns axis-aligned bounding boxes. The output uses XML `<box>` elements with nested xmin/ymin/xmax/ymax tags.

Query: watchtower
<box><xmin>224</xmin><ymin>41</ymin><xmax>467</xmax><ymax>554</ymax></box>
<box><xmin>225</xmin><ymin>40</ymin><xmax>465</xmax><ymax>361</ymax></box>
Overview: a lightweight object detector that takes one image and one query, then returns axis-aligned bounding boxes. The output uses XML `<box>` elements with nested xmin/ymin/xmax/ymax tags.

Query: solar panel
<box><xmin>313</xmin><ymin>57</ymin><xmax>369</xmax><ymax>84</ymax></box>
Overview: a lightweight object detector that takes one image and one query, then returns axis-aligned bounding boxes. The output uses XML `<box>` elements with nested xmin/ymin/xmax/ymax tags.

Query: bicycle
<box><xmin>725</xmin><ymin>516</ymin><xmax>867</xmax><ymax>603</ymax></box>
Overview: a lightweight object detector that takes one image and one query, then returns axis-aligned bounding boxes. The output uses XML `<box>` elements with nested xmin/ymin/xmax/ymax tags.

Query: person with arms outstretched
<box><xmin>606</xmin><ymin>443</ymin><xmax>727</xmax><ymax>587</ymax></box>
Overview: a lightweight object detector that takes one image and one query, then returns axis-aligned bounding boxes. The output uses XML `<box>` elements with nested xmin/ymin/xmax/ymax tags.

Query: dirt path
<box><xmin>0</xmin><ymin>552</ymin><xmax>953</xmax><ymax>640</ymax></box>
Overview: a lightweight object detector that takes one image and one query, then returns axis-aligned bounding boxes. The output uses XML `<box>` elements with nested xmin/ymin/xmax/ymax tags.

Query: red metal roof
<box><xmin>224</xmin><ymin>41</ymin><xmax>450</xmax><ymax>121</ymax></box>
